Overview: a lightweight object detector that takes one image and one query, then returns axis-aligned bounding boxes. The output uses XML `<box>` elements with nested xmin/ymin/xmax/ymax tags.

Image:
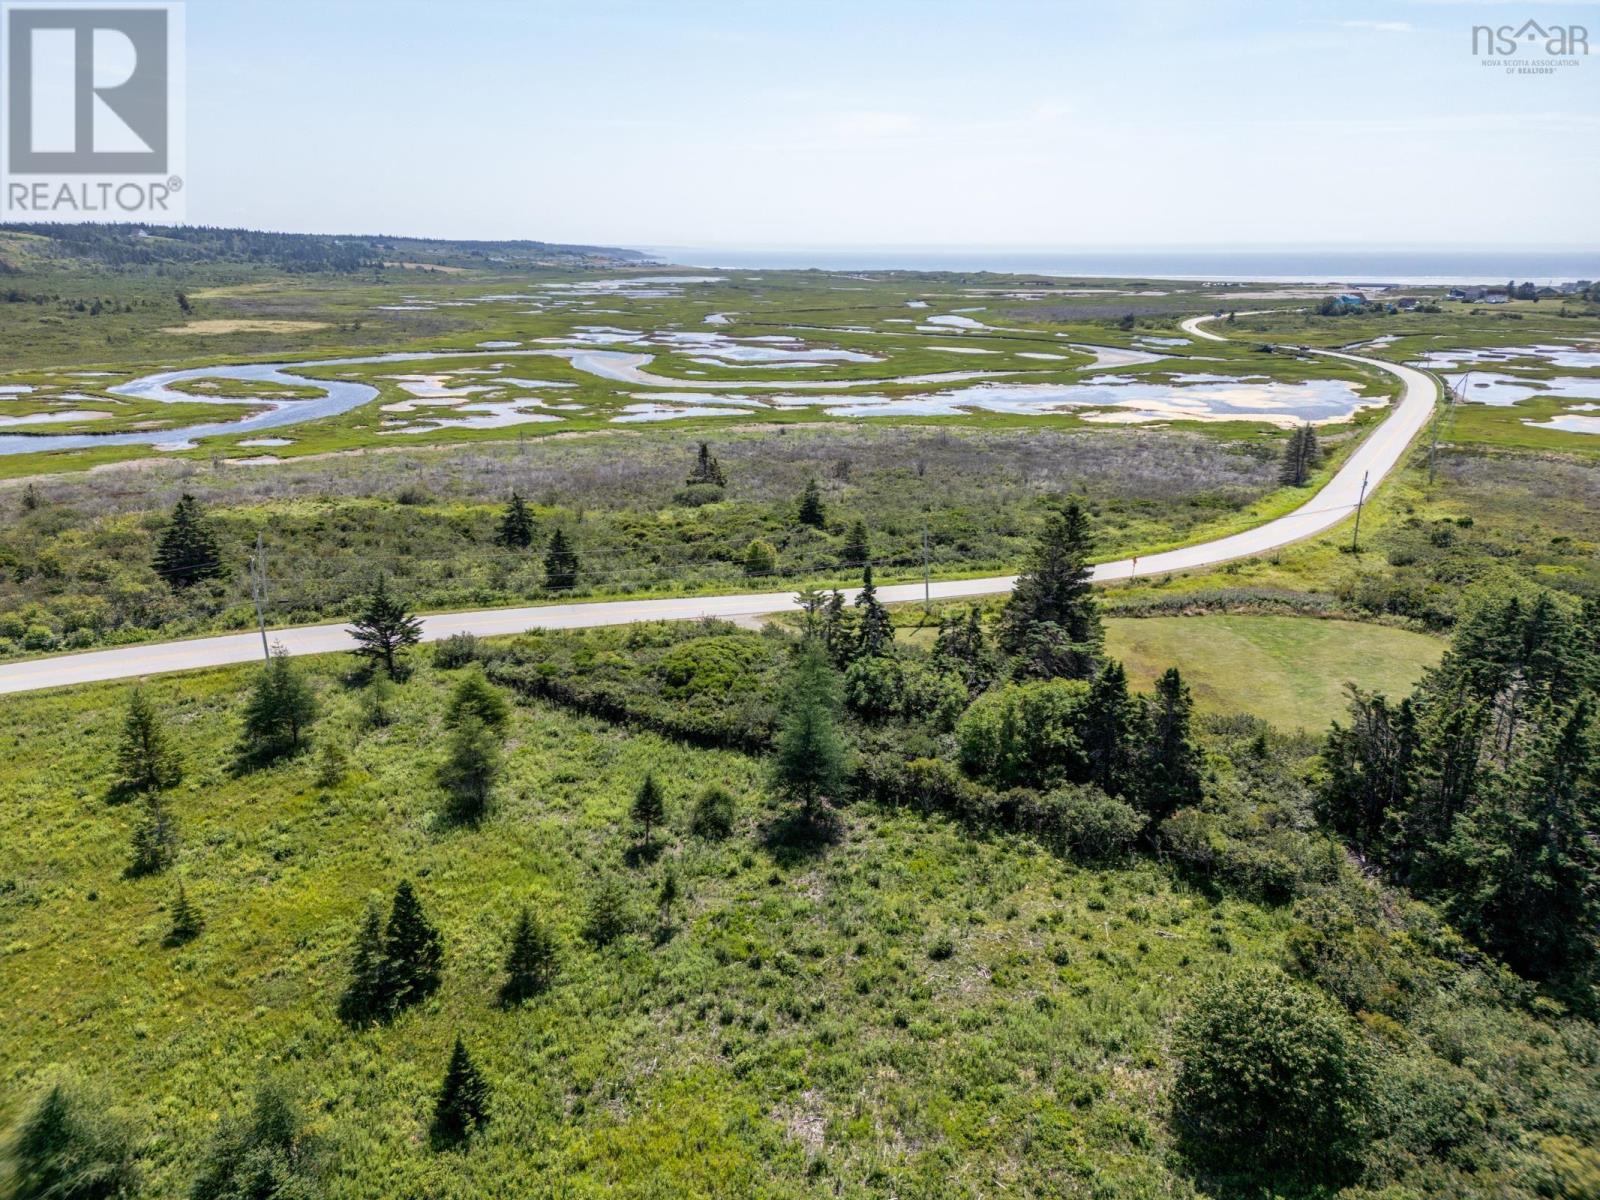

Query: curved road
<box><xmin>0</xmin><ymin>315</ymin><xmax>1438</xmax><ymax>695</ymax></box>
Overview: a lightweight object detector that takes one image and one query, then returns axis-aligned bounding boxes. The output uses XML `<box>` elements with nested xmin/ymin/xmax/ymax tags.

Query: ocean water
<box><xmin>639</xmin><ymin>246</ymin><xmax>1600</xmax><ymax>287</ymax></box>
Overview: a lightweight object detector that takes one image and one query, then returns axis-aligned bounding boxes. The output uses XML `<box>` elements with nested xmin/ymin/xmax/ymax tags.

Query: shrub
<box><xmin>1043</xmin><ymin>784</ymin><xmax>1141</xmax><ymax>860</ymax></box>
<box><xmin>655</xmin><ymin>635</ymin><xmax>765</xmax><ymax>700</ymax></box>
<box><xmin>671</xmin><ymin>482</ymin><xmax>725</xmax><ymax>508</ymax></box>
<box><xmin>689</xmin><ymin>784</ymin><xmax>737</xmax><ymax>840</ymax></box>
<box><xmin>900</xmin><ymin>665</ymin><xmax>969</xmax><ymax>732</ymax></box>
<box><xmin>843</xmin><ymin>655</ymin><xmax>905</xmax><ymax>720</ymax></box>
<box><xmin>432</xmin><ymin>632</ymin><xmax>483</xmax><ymax>669</ymax></box>
<box><xmin>445</xmin><ymin>667</ymin><xmax>509</xmax><ymax>730</ymax></box>
<box><xmin>1173</xmin><ymin>969</ymin><xmax>1376</xmax><ymax>1181</ymax></box>
<box><xmin>956</xmin><ymin>678</ymin><xmax>1091</xmax><ymax>789</ymax></box>
<box><xmin>742</xmin><ymin>538</ymin><xmax>777</xmax><ymax>576</ymax></box>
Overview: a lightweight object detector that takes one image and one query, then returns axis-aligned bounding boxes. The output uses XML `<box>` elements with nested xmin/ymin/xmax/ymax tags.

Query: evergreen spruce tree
<box><xmin>543</xmin><ymin>528</ymin><xmax>579</xmax><ymax>591</ymax></box>
<box><xmin>1279</xmin><ymin>424</ymin><xmax>1321</xmax><ymax>486</ymax></box>
<box><xmin>854</xmin><ymin>563</ymin><xmax>893</xmax><ymax>659</ymax></box>
<box><xmin>1139</xmin><ymin>668</ymin><xmax>1202</xmax><ymax>823</ymax></box>
<box><xmin>446</xmin><ymin>667</ymin><xmax>509</xmax><ymax>730</ymax></box>
<box><xmin>933</xmin><ymin>607</ymin><xmax>995</xmax><ymax>692</ymax></box>
<box><xmin>841</xmin><ymin>520</ymin><xmax>870</xmax><ymax>568</ymax></box>
<box><xmin>797</xmin><ymin>477</ymin><xmax>826</xmax><ymax>528</ymax></box>
<box><xmin>191</xmin><ymin>1081</ymin><xmax>319</xmax><ymax>1199</ymax></box>
<box><xmin>338</xmin><ymin>904</ymin><xmax>387</xmax><ymax>1026</ymax></box>
<box><xmin>239</xmin><ymin>645</ymin><xmax>318</xmax><ymax>761</ymax></box>
<box><xmin>1083</xmin><ymin>660</ymin><xmax>1140</xmax><ymax>798</ymax></box>
<box><xmin>630</xmin><ymin>772</ymin><xmax>665</xmax><ymax>845</ymax></box>
<box><xmin>429</xmin><ymin>1037</ymin><xmax>490</xmax><ymax>1150</ymax></box>
<box><xmin>999</xmin><ymin>498</ymin><xmax>1102</xmax><ymax>679</ymax></box>
<box><xmin>686</xmin><ymin>442</ymin><xmax>726</xmax><ymax>487</ymax></box>
<box><xmin>499</xmin><ymin>907</ymin><xmax>558</xmax><ymax>1005</ymax></box>
<box><xmin>582</xmin><ymin>874</ymin><xmax>632</xmax><ymax>947</ymax></box>
<box><xmin>438</xmin><ymin>714</ymin><xmax>500</xmax><ymax>825</ymax></box>
<box><xmin>383</xmin><ymin>880</ymin><xmax>443</xmax><ymax>1010</ymax></box>
<box><xmin>7</xmin><ymin>1081</ymin><xmax>140</xmax><ymax>1200</ymax></box>
<box><xmin>152</xmin><ymin>492</ymin><xmax>224</xmax><ymax>589</ymax></box>
<box><xmin>770</xmin><ymin>640</ymin><xmax>848</xmax><ymax>818</ymax></box>
<box><xmin>820</xmin><ymin>589</ymin><xmax>854</xmax><ymax>667</ymax></box>
<box><xmin>494</xmin><ymin>490</ymin><xmax>536</xmax><ymax>549</ymax></box>
<box><xmin>1436</xmin><ymin>697</ymin><xmax>1599</xmax><ymax>984</ymax></box>
<box><xmin>115</xmin><ymin>685</ymin><xmax>182</xmax><ymax>795</ymax></box>
<box><xmin>127</xmin><ymin>794</ymin><xmax>176</xmax><ymax>878</ymax></box>
<box><xmin>165</xmin><ymin>882</ymin><xmax>203</xmax><ymax>946</ymax></box>
<box><xmin>350</xmin><ymin>575</ymin><xmax>423</xmax><ymax>680</ymax></box>
<box><xmin>1318</xmin><ymin>687</ymin><xmax>1419</xmax><ymax>856</ymax></box>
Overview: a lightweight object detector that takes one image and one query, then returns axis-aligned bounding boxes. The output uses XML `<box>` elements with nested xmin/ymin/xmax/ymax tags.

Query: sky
<box><xmin>183</xmin><ymin>0</ymin><xmax>1600</xmax><ymax>248</ymax></box>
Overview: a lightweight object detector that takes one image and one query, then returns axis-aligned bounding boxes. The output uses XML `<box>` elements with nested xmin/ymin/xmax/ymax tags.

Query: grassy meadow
<box><xmin>1103</xmin><ymin>615</ymin><xmax>1443</xmax><ymax>731</ymax></box>
<box><xmin>3</xmin><ymin>630</ymin><xmax>1595</xmax><ymax>1198</ymax></box>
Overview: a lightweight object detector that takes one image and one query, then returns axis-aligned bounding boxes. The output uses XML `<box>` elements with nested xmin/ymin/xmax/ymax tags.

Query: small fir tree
<box><xmin>797</xmin><ymin>477</ymin><xmax>826</xmax><ymax>528</ymax></box>
<box><xmin>116</xmin><ymin>685</ymin><xmax>182</xmax><ymax>794</ymax></box>
<box><xmin>630</xmin><ymin>773</ymin><xmax>665</xmax><ymax>845</ymax></box>
<box><xmin>438</xmin><ymin>714</ymin><xmax>501</xmax><ymax>825</ymax></box>
<box><xmin>494</xmin><ymin>490</ymin><xmax>536</xmax><ymax>548</ymax></box>
<box><xmin>350</xmin><ymin>576</ymin><xmax>423</xmax><ymax>680</ymax></box>
<box><xmin>430</xmin><ymin>1037</ymin><xmax>490</xmax><ymax>1150</ymax></box>
<box><xmin>153</xmin><ymin>493</ymin><xmax>224</xmax><ymax>589</ymax></box>
<box><xmin>543</xmin><ymin>528</ymin><xmax>579</xmax><ymax>591</ymax></box>
<box><xmin>499</xmin><ymin>907</ymin><xmax>558</xmax><ymax>1005</ymax></box>
<box><xmin>383</xmin><ymin>880</ymin><xmax>444</xmax><ymax>1010</ymax></box>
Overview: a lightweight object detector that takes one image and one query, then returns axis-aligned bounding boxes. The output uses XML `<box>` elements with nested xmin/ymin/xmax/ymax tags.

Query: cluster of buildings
<box><xmin>1445</xmin><ymin>281</ymin><xmax>1592</xmax><ymax>304</ymax></box>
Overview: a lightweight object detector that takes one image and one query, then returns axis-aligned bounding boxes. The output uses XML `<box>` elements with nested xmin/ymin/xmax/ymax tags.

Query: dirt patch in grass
<box><xmin>160</xmin><ymin>319</ymin><xmax>332</xmax><ymax>335</ymax></box>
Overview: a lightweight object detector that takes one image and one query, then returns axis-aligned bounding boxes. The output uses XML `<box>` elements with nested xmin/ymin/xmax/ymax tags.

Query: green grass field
<box><xmin>1104</xmin><ymin>615</ymin><xmax>1444</xmax><ymax>730</ymax></box>
<box><xmin>0</xmin><ymin>654</ymin><xmax>1284</xmax><ymax>1198</ymax></box>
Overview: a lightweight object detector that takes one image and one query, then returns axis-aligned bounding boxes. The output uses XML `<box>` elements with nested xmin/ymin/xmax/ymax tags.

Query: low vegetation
<box><xmin>4</xmin><ymin>502</ymin><xmax>1595</xmax><ymax>1198</ymax></box>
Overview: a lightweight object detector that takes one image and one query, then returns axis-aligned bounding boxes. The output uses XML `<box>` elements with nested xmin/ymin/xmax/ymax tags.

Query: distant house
<box><xmin>1482</xmin><ymin>290</ymin><xmax>1509</xmax><ymax>304</ymax></box>
<box><xmin>1334</xmin><ymin>293</ymin><xmax>1365</xmax><ymax>307</ymax></box>
<box><xmin>1395</xmin><ymin>297</ymin><xmax>1419</xmax><ymax>310</ymax></box>
<box><xmin>1454</xmin><ymin>286</ymin><xmax>1487</xmax><ymax>302</ymax></box>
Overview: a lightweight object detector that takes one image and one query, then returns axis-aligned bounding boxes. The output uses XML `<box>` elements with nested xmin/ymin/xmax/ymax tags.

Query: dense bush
<box><xmin>1173</xmin><ymin>969</ymin><xmax>1377</xmax><ymax>1182</ymax></box>
<box><xmin>1039</xmin><ymin>784</ymin><xmax>1141</xmax><ymax>860</ymax></box>
<box><xmin>689</xmin><ymin>785</ymin><xmax>738</xmax><ymax>839</ymax></box>
<box><xmin>956</xmin><ymin>678</ymin><xmax>1091</xmax><ymax>789</ymax></box>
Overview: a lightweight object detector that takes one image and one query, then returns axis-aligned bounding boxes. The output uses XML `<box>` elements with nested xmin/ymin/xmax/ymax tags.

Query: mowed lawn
<box><xmin>1106</xmin><ymin>615</ymin><xmax>1444</xmax><ymax>730</ymax></box>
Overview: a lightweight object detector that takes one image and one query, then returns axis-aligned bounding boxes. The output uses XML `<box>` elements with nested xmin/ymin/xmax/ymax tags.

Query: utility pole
<box><xmin>921</xmin><ymin>521</ymin><xmax>931</xmax><ymax>612</ymax></box>
<box><xmin>1351</xmin><ymin>470</ymin><xmax>1369</xmax><ymax>553</ymax></box>
<box><xmin>249</xmin><ymin>531</ymin><xmax>271</xmax><ymax>663</ymax></box>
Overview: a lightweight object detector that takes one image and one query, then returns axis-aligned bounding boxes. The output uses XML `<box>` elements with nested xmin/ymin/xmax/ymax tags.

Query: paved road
<box><xmin>0</xmin><ymin>315</ymin><xmax>1438</xmax><ymax>696</ymax></box>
